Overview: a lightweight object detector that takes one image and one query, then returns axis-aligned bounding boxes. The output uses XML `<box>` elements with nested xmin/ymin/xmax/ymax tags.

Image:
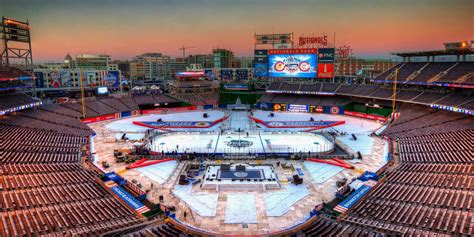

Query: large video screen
<box><xmin>268</xmin><ymin>54</ymin><xmax>317</xmax><ymax>78</ymax></box>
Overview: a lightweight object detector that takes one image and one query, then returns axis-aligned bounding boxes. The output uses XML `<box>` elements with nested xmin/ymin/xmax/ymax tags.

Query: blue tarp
<box><xmin>358</xmin><ymin>171</ymin><xmax>378</xmax><ymax>182</ymax></box>
<box><xmin>121</xmin><ymin>111</ymin><xmax>132</xmax><ymax>117</ymax></box>
<box><xmin>104</xmin><ymin>172</ymin><xmax>126</xmax><ymax>186</ymax></box>
<box><xmin>334</xmin><ymin>182</ymin><xmax>374</xmax><ymax>213</ymax></box>
<box><xmin>109</xmin><ymin>185</ymin><xmax>147</xmax><ymax>212</ymax></box>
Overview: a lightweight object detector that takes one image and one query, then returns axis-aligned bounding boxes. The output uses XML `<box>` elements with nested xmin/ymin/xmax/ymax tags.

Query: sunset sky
<box><xmin>1</xmin><ymin>0</ymin><xmax>473</xmax><ymax>62</ymax></box>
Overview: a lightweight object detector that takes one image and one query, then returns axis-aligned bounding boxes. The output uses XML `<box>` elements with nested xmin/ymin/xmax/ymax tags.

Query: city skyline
<box><xmin>1</xmin><ymin>0</ymin><xmax>473</xmax><ymax>63</ymax></box>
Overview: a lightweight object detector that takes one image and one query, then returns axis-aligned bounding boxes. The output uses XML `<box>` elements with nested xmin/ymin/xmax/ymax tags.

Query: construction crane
<box><xmin>178</xmin><ymin>46</ymin><xmax>196</xmax><ymax>59</ymax></box>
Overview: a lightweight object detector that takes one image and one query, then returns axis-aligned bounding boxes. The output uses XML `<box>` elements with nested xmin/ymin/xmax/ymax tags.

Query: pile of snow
<box><xmin>304</xmin><ymin>161</ymin><xmax>344</xmax><ymax>184</ymax></box>
<box><xmin>113</xmin><ymin>133</ymin><xmax>145</xmax><ymax>141</ymax></box>
<box><xmin>264</xmin><ymin>184</ymin><xmax>309</xmax><ymax>216</ymax></box>
<box><xmin>224</xmin><ymin>194</ymin><xmax>257</xmax><ymax>224</ymax></box>
<box><xmin>173</xmin><ymin>184</ymin><xmax>218</xmax><ymax>217</ymax></box>
<box><xmin>135</xmin><ymin>160</ymin><xmax>177</xmax><ymax>184</ymax></box>
<box><xmin>337</xmin><ymin>132</ymin><xmax>374</xmax><ymax>155</ymax></box>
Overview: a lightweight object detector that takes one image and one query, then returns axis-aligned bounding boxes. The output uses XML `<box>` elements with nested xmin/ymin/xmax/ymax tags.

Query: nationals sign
<box><xmin>299</xmin><ymin>36</ymin><xmax>328</xmax><ymax>47</ymax></box>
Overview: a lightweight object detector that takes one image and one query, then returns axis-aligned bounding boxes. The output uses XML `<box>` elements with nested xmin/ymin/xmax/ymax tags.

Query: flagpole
<box><xmin>392</xmin><ymin>67</ymin><xmax>398</xmax><ymax>114</ymax></box>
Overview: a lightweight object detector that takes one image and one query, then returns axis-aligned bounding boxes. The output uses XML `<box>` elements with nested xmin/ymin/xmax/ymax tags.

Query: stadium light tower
<box><xmin>0</xmin><ymin>17</ymin><xmax>33</xmax><ymax>71</ymax></box>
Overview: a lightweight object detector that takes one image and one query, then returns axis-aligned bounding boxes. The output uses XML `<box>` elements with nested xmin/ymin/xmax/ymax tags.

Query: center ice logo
<box><xmin>233</xmin><ymin>172</ymin><xmax>249</xmax><ymax>178</ymax></box>
<box><xmin>225</xmin><ymin>139</ymin><xmax>253</xmax><ymax>148</ymax></box>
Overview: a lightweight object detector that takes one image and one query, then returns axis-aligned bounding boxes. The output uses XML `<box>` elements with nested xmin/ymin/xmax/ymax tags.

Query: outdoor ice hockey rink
<box><xmin>149</xmin><ymin>131</ymin><xmax>334</xmax><ymax>154</ymax></box>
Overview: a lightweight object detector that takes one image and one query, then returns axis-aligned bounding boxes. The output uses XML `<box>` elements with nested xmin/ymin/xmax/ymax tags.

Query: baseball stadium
<box><xmin>0</xmin><ymin>1</ymin><xmax>473</xmax><ymax>236</ymax></box>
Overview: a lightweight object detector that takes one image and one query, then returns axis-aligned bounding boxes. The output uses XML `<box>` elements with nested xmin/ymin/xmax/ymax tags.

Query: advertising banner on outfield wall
<box><xmin>317</xmin><ymin>63</ymin><xmax>335</xmax><ymax>78</ymax></box>
<box><xmin>257</xmin><ymin>102</ymin><xmax>272</xmax><ymax>110</ymax></box>
<box><xmin>324</xmin><ymin>106</ymin><xmax>344</xmax><ymax>115</ymax></box>
<box><xmin>105</xmin><ymin>71</ymin><xmax>120</xmax><ymax>88</ymax></box>
<box><xmin>81</xmin><ymin>113</ymin><xmax>119</xmax><ymax>124</ymax></box>
<box><xmin>235</xmin><ymin>69</ymin><xmax>249</xmax><ymax>81</ymax></box>
<box><xmin>344</xmin><ymin>111</ymin><xmax>388</xmax><ymax>121</ymax></box>
<box><xmin>220</xmin><ymin>69</ymin><xmax>233</xmax><ymax>80</ymax></box>
<box><xmin>309</xmin><ymin>105</ymin><xmax>324</xmax><ymax>113</ymax></box>
<box><xmin>254</xmin><ymin>49</ymin><xmax>269</xmax><ymax>63</ymax></box>
<box><xmin>287</xmin><ymin>104</ymin><xmax>309</xmax><ymax>112</ymax></box>
<box><xmin>34</xmin><ymin>72</ymin><xmax>45</xmax><ymax>88</ymax></box>
<box><xmin>273</xmin><ymin>103</ymin><xmax>287</xmax><ymax>111</ymax></box>
<box><xmin>86</xmin><ymin>71</ymin><xmax>97</xmax><ymax>86</ymax></box>
<box><xmin>317</xmin><ymin>48</ymin><xmax>335</xmax><ymax>62</ymax></box>
<box><xmin>254</xmin><ymin>63</ymin><xmax>268</xmax><ymax>77</ymax></box>
<box><xmin>50</xmin><ymin>71</ymin><xmax>62</xmax><ymax>88</ymax></box>
<box><xmin>204</xmin><ymin>69</ymin><xmax>216</xmax><ymax>80</ymax></box>
<box><xmin>60</xmin><ymin>70</ymin><xmax>73</xmax><ymax>87</ymax></box>
<box><xmin>141</xmin><ymin>106</ymin><xmax>197</xmax><ymax>115</ymax></box>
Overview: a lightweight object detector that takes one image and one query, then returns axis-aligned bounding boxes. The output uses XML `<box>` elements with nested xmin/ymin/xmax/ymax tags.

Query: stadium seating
<box><xmin>301</xmin><ymin>217</ymin><xmax>383</xmax><ymax>236</ymax></box>
<box><xmin>0</xmin><ymin>94</ymin><xmax>40</xmax><ymax>111</ymax></box>
<box><xmin>259</xmin><ymin>94</ymin><xmax>350</xmax><ymax>106</ymax></box>
<box><xmin>0</xmin><ymin>108</ymin><xmax>143</xmax><ymax>236</ymax></box>
<box><xmin>98</xmin><ymin>97</ymin><xmax>132</xmax><ymax>112</ymax></box>
<box><xmin>374</xmin><ymin>62</ymin><xmax>474</xmax><ymax>85</ymax></box>
<box><xmin>344</xmin><ymin>129</ymin><xmax>473</xmax><ymax>236</ymax></box>
<box><xmin>439</xmin><ymin>62</ymin><xmax>474</xmax><ymax>83</ymax></box>
<box><xmin>412</xmin><ymin>62</ymin><xmax>455</xmax><ymax>82</ymax></box>
<box><xmin>173</xmin><ymin>92</ymin><xmax>219</xmax><ymax>105</ymax></box>
<box><xmin>381</xmin><ymin>104</ymin><xmax>473</xmax><ymax>138</ymax></box>
<box><xmin>121</xmin><ymin>222</ymin><xmax>183</xmax><ymax>237</ymax></box>
<box><xmin>434</xmin><ymin>93</ymin><xmax>473</xmax><ymax>107</ymax></box>
<box><xmin>0</xmin><ymin>67</ymin><xmax>31</xmax><ymax>79</ymax></box>
<box><xmin>262</xmin><ymin>82</ymin><xmax>473</xmax><ymax>112</ymax></box>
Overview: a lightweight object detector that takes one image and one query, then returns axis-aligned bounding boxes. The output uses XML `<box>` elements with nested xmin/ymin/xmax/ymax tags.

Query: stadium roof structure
<box><xmin>391</xmin><ymin>48</ymin><xmax>474</xmax><ymax>57</ymax></box>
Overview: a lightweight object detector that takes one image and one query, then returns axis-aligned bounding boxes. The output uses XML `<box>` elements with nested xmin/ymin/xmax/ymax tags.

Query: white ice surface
<box><xmin>304</xmin><ymin>161</ymin><xmax>344</xmax><ymax>184</ymax></box>
<box><xmin>114</xmin><ymin>133</ymin><xmax>145</xmax><ymax>141</ymax></box>
<box><xmin>252</xmin><ymin>111</ymin><xmax>383</xmax><ymax>155</ymax></box>
<box><xmin>264</xmin><ymin>184</ymin><xmax>309</xmax><ymax>216</ymax></box>
<box><xmin>227</xmin><ymin>111</ymin><xmax>252</xmax><ymax>131</ymax></box>
<box><xmin>172</xmin><ymin>184</ymin><xmax>218</xmax><ymax>217</ymax></box>
<box><xmin>151</xmin><ymin>132</ymin><xmax>333</xmax><ymax>154</ymax></box>
<box><xmin>105</xmin><ymin>110</ymin><xmax>226</xmax><ymax>133</ymax></box>
<box><xmin>224</xmin><ymin>194</ymin><xmax>257</xmax><ymax>224</ymax></box>
<box><xmin>252</xmin><ymin>110</ymin><xmax>382</xmax><ymax>134</ymax></box>
<box><xmin>337</xmin><ymin>132</ymin><xmax>374</xmax><ymax>155</ymax></box>
<box><xmin>135</xmin><ymin>160</ymin><xmax>177</xmax><ymax>184</ymax></box>
<box><xmin>260</xmin><ymin>133</ymin><xmax>333</xmax><ymax>153</ymax></box>
<box><xmin>151</xmin><ymin>133</ymin><xmax>219</xmax><ymax>153</ymax></box>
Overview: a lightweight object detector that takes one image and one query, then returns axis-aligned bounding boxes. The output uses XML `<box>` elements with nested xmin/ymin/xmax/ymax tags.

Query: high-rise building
<box><xmin>169</xmin><ymin>60</ymin><xmax>188</xmax><ymax>77</ymax></box>
<box><xmin>113</xmin><ymin>60</ymin><xmax>131</xmax><ymax>81</ymax></box>
<box><xmin>130</xmin><ymin>53</ymin><xmax>171</xmax><ymax>84</ymax></box>
<box><xmin>187</xmin><ymin>54</ymin><xmax>214</xmax><ymax>68</ymax></box>
<box><xmin>232</xmin><ymin>57</ymin><xmax>253</xmax><ymax>68</ymax></box>
<box><xmin>213</xmin><ymin>48</ymin><xmax>234</xmax><ymax>68</ymax></box>
<box><xmin>75</xmin><ymin>54</ymin><xmax>111</xmax><ymax>70</ymax></box>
